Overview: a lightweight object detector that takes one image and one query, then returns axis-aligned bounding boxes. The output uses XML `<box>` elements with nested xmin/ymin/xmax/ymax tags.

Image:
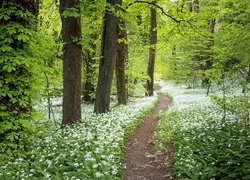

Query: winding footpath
<box><xmin>123</xmin><ymin>94</ymin><xmax>173</xmax><ymax>180</ymax></box>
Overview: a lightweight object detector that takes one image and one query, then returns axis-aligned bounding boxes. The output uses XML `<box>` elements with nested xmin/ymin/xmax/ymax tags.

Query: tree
<box><xmin>60</xmin><ymin>0</ymin><xmax>82</xmax><ymax>125</ymax></box>
<box><xmin>0</xmin><ymin>0</ymin><xmax>39</xmax><ymax>151</ymax></box>
<box><xmin>116</xmin><ymin>16</ymin><xmax>128</xmax><ymax>105</ymax></box>
<box><xmin>94</xmin><ymin>0</ymin><xmax>120</xmax><ymax>113</ymax></box>
<box><xmin>83</xmin><ymin>49</ymin><xmax>97</xmax><ymax>103</ymax></box>
<box><xmin>145</xmin><ymin>1</ymin><xmax>157</xmax><ymax>96</ymax></box>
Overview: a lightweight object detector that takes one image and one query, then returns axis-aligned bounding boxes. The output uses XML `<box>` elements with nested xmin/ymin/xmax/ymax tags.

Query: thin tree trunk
<box><xmin>83</xmin><ymin>51</ymin><xmax>96</xmax><ymax>103</ymax></box>
<box><xmin>116</xmin><ymin>19</ymin><xmax>128</xmax><ymax>105</ymax></box>
<box><xmin>242</xmin><ymin>66</ymin><xmax>250</xmax><ymax>93</ymax></box>
<box><xmin>44</xmin><ymin>72</ymin><xmax>51</xmax><ymax>119</ymax></box>
<box><xmin>202</xmin><ymin>19</ymin><xmax>215</xmax><ymax>86</ymax></box>
<box><xmin>94</xmin><ymin>0</ymin><xmax>119</xmax><ymax>113</ymax></box>
<box><xmin>60</xmin><ymin>0</ymin><xmax>82</xmax><ymax>125</ymax></box>
<box><xmin>193</xmin><ymin>0</ymin><xmax>199</xmax><ymax>13</ymax></box>
<box><xmin>146</xmin><ymin>2</ymin><xmax>157</xmax><ymax>96</ymax></box>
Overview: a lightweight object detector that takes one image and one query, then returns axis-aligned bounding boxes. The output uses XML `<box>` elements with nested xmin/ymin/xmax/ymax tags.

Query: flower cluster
<box><xmin>155</xmin><ymin>81</ymin><xmax>250</xmax><ymax>179</ymax></box>
<box><xmin>0</xmin><ymin>95</ymin><xmax>157</xmax><ymax>179</ymax></box>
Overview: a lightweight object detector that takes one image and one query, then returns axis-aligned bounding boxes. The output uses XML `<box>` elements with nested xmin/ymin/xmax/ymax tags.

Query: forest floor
<box><xmin>123</xmin><ymin>94</ymin><xmax>173</xmax><ymax>180</ymax></box>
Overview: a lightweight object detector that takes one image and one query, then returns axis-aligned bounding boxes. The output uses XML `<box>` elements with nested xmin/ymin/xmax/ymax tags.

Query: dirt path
<box><xmin>123</xmin><ymin>95</ymin><xmax>172</xmax><ymax>180</ymax></box>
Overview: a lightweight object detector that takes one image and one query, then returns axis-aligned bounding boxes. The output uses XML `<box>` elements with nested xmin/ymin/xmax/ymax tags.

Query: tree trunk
<box><xmin>146</xmin><ymin>2</ymin><xmax>157</xmax><ymax>96</ymax></box>
<box><xmin>116</xmin><ymin>19</ymin><xmax>128</xmax><ymax>105</ymax></box>
<box><xmin>181</xmin><ymin>0</ymin><xmax>192</xmax><ymax>12</ymax></box>
<box><xmin>83</xmin><ymin>51</ymin><xmax>96</xmax><ymax>103</ymax></box>
<box><xmin>193</xmin><ymin>0</ymin><xmax>199</xmax><ymax>13</ymax></box>
<box><xmin>94</xmin><ymin>0</ymin><xmax>119</xmax><ymax>113</ymax></box>
<box><xmin>242</xmin><ymin>66</ymin><xmax>250</xmax><ymax>93</ymax></box>
<box><xmin>60</xmin><ymin>0</ymin><xmax>82</xmax><ymax>125</ymax></box>
<box><xmin>202</xmin><ymin>19</ymin><xmax>215</xmax><ymax>86</ymax></box>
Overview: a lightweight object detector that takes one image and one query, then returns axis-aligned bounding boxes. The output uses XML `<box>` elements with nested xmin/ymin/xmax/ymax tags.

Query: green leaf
<box><xmin>62</xmin><ymin>7</ymin><xmax>80</xmax><ymax>18</ymax></box>
<box><xmin>16</xmin><ymin>33</ymin><xmax>29</xmax><ymax>42</ymax></box>
<box><xmin>0</xmin><ymin>45</ymin><xmax>12</xmax><ymax>52</ymax></box>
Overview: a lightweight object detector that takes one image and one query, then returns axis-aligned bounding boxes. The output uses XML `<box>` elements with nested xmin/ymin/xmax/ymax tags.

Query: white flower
<box><xmin>74</xmin><ymin>163</ymin><xmax>79</xmax><ymax>167</ymax></box>
<box><xmin>95</xmin><ymin>172</ymin><xmax>103</xmax><ymax>177</ymax></box>
<box><xmin>46</xmin><ymin>160</ymin><xmax>52</xmax><ymax>167</ymax></box>
<box><xmin>45</xmin><ymin>173</ymin><xmax>51</xmax><ymax>178</ymax></box>
<box><xmin>112</xmin><ymin>168</ymin><xmax>118</xmax><ymax>175</ymax></box>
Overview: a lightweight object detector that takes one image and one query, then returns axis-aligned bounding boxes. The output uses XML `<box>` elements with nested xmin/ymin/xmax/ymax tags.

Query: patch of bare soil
<box><xmin>123</xmin><ymin>95</ymin><xmax>173</xmax><ymax>180</ymax></box>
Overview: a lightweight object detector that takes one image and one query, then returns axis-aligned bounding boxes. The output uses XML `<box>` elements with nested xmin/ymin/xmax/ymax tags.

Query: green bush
<box><xmin>0</xmin><ymin>2</ymin><xmax>39</xmax><ymax>153</ymax></box>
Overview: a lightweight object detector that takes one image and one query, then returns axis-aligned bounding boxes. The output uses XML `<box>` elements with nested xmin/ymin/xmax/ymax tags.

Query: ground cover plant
<box><xmin>155</xmin><ymin>82</ymin><xmax>250</xmax><ymax>179</ymax></box>
<box><xmin>0</xmin><ymin>95</ymin><xmax>157</xmax><ymax>179</ymax></box>
<box><xmin>1</xmin><ymin>0</ymin><xmax>249</xmax><ymax>179</ymax></box>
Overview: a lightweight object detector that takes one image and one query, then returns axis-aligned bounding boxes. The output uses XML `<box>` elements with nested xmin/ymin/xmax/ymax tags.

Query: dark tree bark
<box><xmin>60</xmin><ymin>0</ymin><xmax>82</xmax><ymax>125</ymax></box>
<box><xmin>116</xmin><ymin>19</ymin><xmax>128</xmax><ymax>105</ymax></box>
<box><xmin>145</xmin><ymin>2</ymin><xmax>157</xmax><ymax>96</ymax></box>
<box><xmin>94</xmin><ymin>0</ymin><xmax>120</xmax><ymax>113</ymax></box>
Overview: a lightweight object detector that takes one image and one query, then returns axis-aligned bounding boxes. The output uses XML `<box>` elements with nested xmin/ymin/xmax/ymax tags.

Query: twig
<box><xmin>126</xmin><ymin>0</ymin><xmax>181</xmax><ymax>23</ymax></box>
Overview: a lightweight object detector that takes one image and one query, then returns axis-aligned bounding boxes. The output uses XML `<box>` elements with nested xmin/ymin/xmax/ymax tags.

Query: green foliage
<box><xmin>155</xmin><ymin>84</ymin><xmax>250</xmax><ymax>179</ymax></box>
<box><xmin>156</xmin><ymin>105</ymin><xmax>250</xmax><ymax>179</ymax></box>
<box><xmin>61</xmin><ymin>7</ymin><xmax>80</xmax><ymax>18</ymax></box>
<box><xmin>174</xmin><ymin>121</ymin><xmax>250</xmax><ymax>179</ymax></box>
<box><xmin>157</xmin><ymin>0</ymin><xmax>250</xmax><ymax>89</ymax></box>
<box><xmin>35</xmin><ymin>0</ymin><xmax>63</xmax><ymax>121</ymax></box>
<box><xmin>0</xmin><ymin>96</ymin><xmax>158</xmax><ymax>179</ymax></box>
<box><xmin>0</xmin><ymin>1</ymin><xmax>40</xmax><ymax>153</ymax></box>
<box><xmin>211</xmin><ymin>93</ymin><xmax>250</xmax><ymax>128</ymax></box>
<box><xmin>80</xmin><ymin>0</ymin><xmax>105</xmax><ymax>101</ymax></box>
<box><xmin>158</xmin><ymin>0</ymin><xmax>250</xmax><ymax>176</ymax></box>
<box><xmin>125</xmin><ymin>2</ymin><xmax>151</xmax><ymax>94</ymax></box>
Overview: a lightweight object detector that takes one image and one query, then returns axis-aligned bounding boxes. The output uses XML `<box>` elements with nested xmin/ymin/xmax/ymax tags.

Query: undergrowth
<box><xmin>0</xmin><ymin>95</ymin><xmax>158</xmax><ymax>179</ymax></box>
<box><xmin>155</xmin><ymin>82</ymin><xmax>250</xmax><ymax>179</ymax></box>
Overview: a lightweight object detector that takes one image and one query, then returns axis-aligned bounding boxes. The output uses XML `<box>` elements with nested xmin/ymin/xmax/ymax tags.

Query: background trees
<box><xmin>0</xmin><ymin>0</ymin><xmax>249</xmax><ymax>152</ymax></box>
<box><xmin>38</xmin><ymin>0</ymin><xmax>62</xmax><ymax>121</ymax></box>
<box><xmin>157</xmin><ymin>0</ymin><xmax>249</xmax><ymax>92</ymax></box>
<box><xmin>0</xmin><ymin>0</ymin><xmax>249</xmax><ymax>179</ymax></box>
<box><xmin>81</xmin><ymin>0</ymin><xmax>104</xmax><ymax>103</ymax></box>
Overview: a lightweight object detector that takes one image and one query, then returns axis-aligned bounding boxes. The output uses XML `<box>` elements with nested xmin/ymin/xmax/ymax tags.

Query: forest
<box><xmin>0</xmin><ymin>0</ymin><xmax>249</xmax><ymax>179</ymax></box>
